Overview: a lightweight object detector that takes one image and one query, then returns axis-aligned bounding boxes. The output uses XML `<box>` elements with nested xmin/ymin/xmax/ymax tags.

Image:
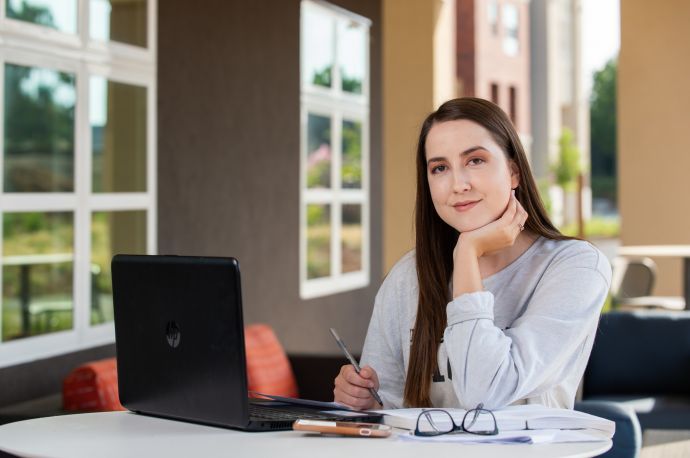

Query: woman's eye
<box><xmin>467</xmin><ymin>157</ymin><xmax>485</xmax><ymax>166</ymax></box>
<box><xmin>431</xmin><ymin>165</ymin><xmax>447</xmax><ymax>174</ymax></box>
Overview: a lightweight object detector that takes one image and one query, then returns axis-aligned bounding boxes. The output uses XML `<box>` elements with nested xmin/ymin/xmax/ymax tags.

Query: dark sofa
<box><xmin>583</xmin><ymin>310</ymin><xmax>690</xmax><ymax>431</ymax></box>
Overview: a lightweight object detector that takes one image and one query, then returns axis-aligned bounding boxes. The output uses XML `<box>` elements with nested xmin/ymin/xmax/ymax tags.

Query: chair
<box><xmin>243</xmin><ymin>324</ymin><xmax>299</xmax><ymax>398</ymax></box>
<box><xmin>610</xmin><ymin>257</ymin><xmax>685</xmax><ymax>311</ymax></box>
<box><xmin>62</xmin><ymin>358</ymin><xmax>125</xmax><ymax>412</ymax></box>
<box><xmin>61</xmin><ymin>325</ymin><xmax>298</xmax><ymax>413</ymax></box>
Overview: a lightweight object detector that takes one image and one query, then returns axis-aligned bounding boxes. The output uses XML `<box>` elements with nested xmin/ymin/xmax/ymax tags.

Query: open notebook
<box><xmin>375</xmin><ymin>404</ymin><xmax>615</xmax><ymax>436</ymax></box>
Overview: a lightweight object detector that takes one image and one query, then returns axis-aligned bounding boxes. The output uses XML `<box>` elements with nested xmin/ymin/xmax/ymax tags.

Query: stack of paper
<box><xmin>375</xmin><ymin>404</ymin><xmax>615</xmax><ymax>438</ymax></box>
<box><xmin>398</xmin><ymin>428</ymin><xmax>612</xmax><ymax>444</ymax></box>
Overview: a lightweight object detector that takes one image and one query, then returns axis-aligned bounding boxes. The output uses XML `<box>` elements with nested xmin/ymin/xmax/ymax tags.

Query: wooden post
<box><xmin>577</xmin><ymin>173</ymin><xmax>584</xmax><ymax>239</ymax></box>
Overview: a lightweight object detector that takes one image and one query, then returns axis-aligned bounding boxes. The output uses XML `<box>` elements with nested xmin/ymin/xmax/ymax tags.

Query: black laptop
<box><xmin>111</xmin><ymin>254</ymin><xmax>381</xmax><ymax>431</ymax></box>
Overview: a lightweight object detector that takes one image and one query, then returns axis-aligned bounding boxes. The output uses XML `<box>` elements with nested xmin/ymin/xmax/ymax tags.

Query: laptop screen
<box><xmin>112</xmin><ymin>255</ymin><xmax>251</xmax><ymax>428</ymax></box>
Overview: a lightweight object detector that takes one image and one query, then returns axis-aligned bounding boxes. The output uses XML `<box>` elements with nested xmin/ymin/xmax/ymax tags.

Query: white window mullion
<box><xmin>299</xmin><ymin>105</ymin><xmax>307</xmax><ymax>293</ymax></box>
<box><xmin>148</xmin><ymin>0</ymin><xmax>158</xmax><ymax>61</ymax></box>
<box><xmin>147</xmin><ymin>75</ymin><xmax>157</xmax><ymax>254</ymax></box>
<box><xmin>331</xmin><ymin>110</ymin><xmax>342</xmax><ymax>277</ymax></box>
<box><xmin>304</xmin><ymin>190</ymin><xmax>335</xmax><ymax>205</ymax></box>
<box><xmin>73</xmin><ymin>60</ymin><xmax>91</xmax><ymax>339</ymax></box>
<box><xmin>0</xmin><ymin>195</ymin><xmax>79</xmax><ymax>211</ymax></box>
<box><xmin>363</xmin><ymin>111</ymin><xmax>371</xmax><ymax>282</ymax></box>
<box><xmin>79</xmin><ymin>0</ymin><xmax>89</xmax><ymax>46</ymax></box>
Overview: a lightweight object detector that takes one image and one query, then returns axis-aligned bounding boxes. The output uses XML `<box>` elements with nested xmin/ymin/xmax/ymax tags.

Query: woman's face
<box><xmin>425</xmin><ymin>119</ymin><xmax>519</xmax><ymax>233</ymax></box>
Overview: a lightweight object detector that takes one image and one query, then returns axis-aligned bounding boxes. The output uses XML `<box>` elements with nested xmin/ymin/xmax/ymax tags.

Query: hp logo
<box><xmin>165</xmin><ymin>321</ymin><xmax>181</xmax><ymax>348</ymax></box>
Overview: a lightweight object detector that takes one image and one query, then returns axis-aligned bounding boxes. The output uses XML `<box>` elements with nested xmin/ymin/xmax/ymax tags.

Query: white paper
<box><xmin>398</xmin><ymin>428</ymin><xmax>610</xmax><ymax>445</ymax></box>
<box><xmin>250</xmin><ymin>391</ymin><xmax>352</xmax><ymax>410</ymax></box>
<box><xmin>398</xmin><ymin>429</ymin><xmax>555</xmax><ymax>444</ymax></box>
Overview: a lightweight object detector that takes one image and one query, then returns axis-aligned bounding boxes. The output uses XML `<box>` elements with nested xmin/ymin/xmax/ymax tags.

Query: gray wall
<box><xmin>158</xmin><ymin>0</ymin><xmax>382</xmax><ymax>356</ymax></box>
<box><xmin>0</xmin><ymin>344</ymin><xmax>115</xmax><ymax>408</ymax></box>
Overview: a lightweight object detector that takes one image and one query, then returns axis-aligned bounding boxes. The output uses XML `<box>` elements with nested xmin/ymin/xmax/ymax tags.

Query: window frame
<box><xmin>0</xmin><ymin>0</ymin><xmax>156</xmax><ymax>368</ymax></box>
<box><xmin>299</xmin><ymin>0</ymin><xmax>371</xmax><ymax>299</ymax></box>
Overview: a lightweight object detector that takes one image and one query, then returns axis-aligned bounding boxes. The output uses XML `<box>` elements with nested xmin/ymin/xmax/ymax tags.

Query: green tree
<box><xmin>312</xmin><ymin>65</ymin><xmax>332</xmax><ymax>88</ymax></box>
<box><xmin>7</xmin><ymin>0</ymin><xmax>56</xmax><ymax>28</ymax></box>
<box><xmin>590</xmin><ymin>57</ymin><xmax>617</xmax><ymax>206</ymax></box>
<box><xmin>555</xmin><ymin>128</ymin><xmax>580</xmax><ymax>192</ymax></box>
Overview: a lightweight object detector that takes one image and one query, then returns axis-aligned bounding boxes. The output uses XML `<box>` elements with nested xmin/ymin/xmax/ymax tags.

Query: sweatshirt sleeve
<box><xmin>360</xmin><ymin>260</ymin><xmax>409</xmax><ymax>409</ymax></box>
<box><xmin>443</xmin><ymin>245</ymin><xmax>611</xmax><ymax>410</ymax></box>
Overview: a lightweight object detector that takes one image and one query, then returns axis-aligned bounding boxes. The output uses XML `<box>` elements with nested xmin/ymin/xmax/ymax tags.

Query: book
<box><xmin>374</xmin><ymin>404</ymin><xmax>615</xmax><ymax>437</ymax></box>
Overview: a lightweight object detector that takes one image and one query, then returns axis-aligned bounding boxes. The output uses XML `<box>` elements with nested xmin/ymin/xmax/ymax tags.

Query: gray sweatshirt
<box><xmin>360</xmin><ymin>237</ymin><xmax>612</xmax><ymax>410</ymax></box>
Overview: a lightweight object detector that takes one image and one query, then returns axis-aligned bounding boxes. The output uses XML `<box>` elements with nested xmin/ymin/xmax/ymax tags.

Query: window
<box><xmin>0</xmin><ymin>0</ymin><xmax>156</xmax><ymax>367</ymax></box>
<box><xmin>502</xmin><ymin>3</ymin><xmax>519</xmax><ymax>56</ymax></box>
<box><xmin>490</xmin><ymin>83</ymin><xmax>499</xmax><ymax>105</ymax></box>
<box><xmin>300</xmin><ymin>0</ymin><xmax>370</xmax><ymax>299</ymax></box>
<box><xmin>487</xmin><ymin>0</ymin><xmax>499</xmax><ymax>36</ymax></box>
<box><xmin>509</xmin><ymin>85</ymin><xmax>517</xmax><ymax>124</ymax></box>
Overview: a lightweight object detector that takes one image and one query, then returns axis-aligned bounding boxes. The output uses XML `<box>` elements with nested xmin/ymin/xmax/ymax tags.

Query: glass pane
<box><xmin>4</xmin><ymin>63</ymin><xmax>76</xmax><ymax>192</ymax></box>
<box><xmin>338</xmin><ymin>20</ymin><xmax>366</xmax><ymax>94</ymax></box>
<box><xmin>91</xmin><ymin>77</ymin><xmax>147</xmax><ymax>193</ymax></box>
<box><xmin>487</xmin><ymin>1</ymin><xmax>498</xmax><ymax>35</ymax></box>
<box><xmin>2</xmin><ymin>212</ymin><xmax>74</xmax><ymax>342</ymax></box>
<box><xmin>341</xmin><ymin>119</ymin><xmax>362</xmax><ymax>189</ymax></box>
<box><xmin>306</xmin><ymin>113</ymin><xmax>331</xmax><ymax>189</ymax></box>
<box><xmin>6</xmin><ymin>0</ymin><xmax>77</xmax><ymax>34</ymax></box>
<box><xmin>341</xmin><ymin>204</ymin><xmax>362</xmax><ymax>273</ymax></box>
<box><xmin>302</xmin><ymin>5</ymin><xmax>334</xmax><ymax>88</ymax></box>
<box><xmin>91</xmin><ymin>211</ymin><xmax>146</xmax><ymax>325</ymax></box>
<box><xmin>90</xmin><ymin>0</ymin><xmax>147</xmax><ymax>48</ymax></box>
<box><xmin>307</xmin><ymin>204</ymin><xmax>330</xmax><ymax>279</ymax></box>
<box><xmin>502</xmin><ymin>4</ymin><xmax>519</xmax><ymax>56</ymax></box>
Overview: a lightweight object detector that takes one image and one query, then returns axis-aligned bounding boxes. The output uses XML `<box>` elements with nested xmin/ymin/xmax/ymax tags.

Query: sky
<box><xmin>581</xmin><ymin>0</ymin><xmax>620</xmax><ymax>92</ymax></box>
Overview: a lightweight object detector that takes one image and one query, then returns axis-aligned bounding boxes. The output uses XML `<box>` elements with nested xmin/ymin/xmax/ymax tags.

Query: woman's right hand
<box><xmin>333</xmin><ymin>364</ymin><xmax>382</xmax><ymax>410</ymax></box>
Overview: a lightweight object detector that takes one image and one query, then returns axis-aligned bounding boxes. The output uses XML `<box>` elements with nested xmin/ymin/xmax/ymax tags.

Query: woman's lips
<box><xmin>453</xmin><ymin>200</ymin><xmax>480</xmax><ymax>212</ymax></box>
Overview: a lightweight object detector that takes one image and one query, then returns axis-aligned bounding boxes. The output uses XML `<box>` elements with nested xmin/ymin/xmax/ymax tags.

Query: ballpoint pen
<box><xmin>329</xmin><ymin>327</ymin><xmax>384</xmax><ymax>406</ymax></box>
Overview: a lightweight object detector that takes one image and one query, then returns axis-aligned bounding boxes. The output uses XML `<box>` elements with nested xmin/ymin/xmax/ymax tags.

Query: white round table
<box><xmin>0</xmin><ymin>411</ymin><xmax>612</xmax><ymax>458</ymax></box>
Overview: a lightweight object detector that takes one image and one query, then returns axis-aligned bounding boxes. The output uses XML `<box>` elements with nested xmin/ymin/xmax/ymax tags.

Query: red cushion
<box><xmin>62</xmin><ymin>357</ymin><xmax>125</xmax><ymax>412</ymax></box>
<box><xmin>244</xmin><ymin>324</ymin><xmax>299</xmax><ymax>398</ymax></box>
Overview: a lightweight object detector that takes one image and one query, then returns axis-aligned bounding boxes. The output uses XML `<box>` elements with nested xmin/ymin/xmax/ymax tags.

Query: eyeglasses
<box><xmin>414</xmin><ymin>403</ymin><xmax>499</xmax><ymax>437</ymax></box>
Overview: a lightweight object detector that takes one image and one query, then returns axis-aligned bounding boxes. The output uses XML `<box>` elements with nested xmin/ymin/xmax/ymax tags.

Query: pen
<box><xmin>329</xmin><ymin>327</ymin><xmax>384</xmax><ymax>406</ymax></box>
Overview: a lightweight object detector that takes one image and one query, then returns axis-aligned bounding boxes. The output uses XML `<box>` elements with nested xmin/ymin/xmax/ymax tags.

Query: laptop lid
<box><xmin>112</xmin><ymin>254</ymin><xmax>251</xmax><ymax>429</ymax></box>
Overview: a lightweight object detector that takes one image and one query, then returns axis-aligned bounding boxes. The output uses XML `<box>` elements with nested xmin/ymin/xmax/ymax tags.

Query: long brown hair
<box><xmin>404</xmin><ymin>97</ymin><xmax>573</xmax><ymax>407</ymax></box>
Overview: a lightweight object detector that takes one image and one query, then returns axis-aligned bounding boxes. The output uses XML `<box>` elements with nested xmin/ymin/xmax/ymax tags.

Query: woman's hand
<box><xmin>451</xmin><ymin>191</ymin><xmax>528</xmax><ymax>297</ymax></box>
<box><xmin>333</xmin><ymin>365</ymin><xmax>382</xmax><ymax>411</ymax></box>
<box><xmin>455</xmin><ymin>191</ymin><xmax>528</xmax><ymax>259</ymax></box>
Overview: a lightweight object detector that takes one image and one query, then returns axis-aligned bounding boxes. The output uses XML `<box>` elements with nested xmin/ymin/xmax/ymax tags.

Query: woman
<box><xmin>333</xmin><ymin>97</ymin><xmax>611</xmax><ymax>410</ymax></box>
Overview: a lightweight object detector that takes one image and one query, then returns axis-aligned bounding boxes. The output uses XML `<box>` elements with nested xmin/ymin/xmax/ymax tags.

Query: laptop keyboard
<box><xmin>248</xmin><ymin>404</ymin><xmax>339</xmax><ymax>422</ymax></box>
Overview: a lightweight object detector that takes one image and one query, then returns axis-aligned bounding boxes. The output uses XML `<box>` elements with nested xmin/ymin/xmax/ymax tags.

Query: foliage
<box><xmin>341</xmin><ymin>70</ymin><xmax>362</xmax><ymax>93</ymax></box>
<box><xmin>6</xmin><ymin>0</ymin><xmax>56</xmax><ymax>28</ymax></box>
<box><xmin>4</xmin><ymin>64</ymin><xmax>75</xmax><ymax>192</ymax></box>
<box><xmin>536</xmin><ymin>178</ymin><xmax>552</xmax><ymax>216</ymax></box>
<box><xmin>311</xmin><ymin>65</ymin><xmax>363</xmax><ymax>93</ymax></box>
<box><xmin>560</xmin><ymin>216</ymin><xmax>620</xmax><ymax>238</ymax></box>
<box><xmin>554</xmin><ymin>128</ymin><xmax>580</xmax><ymax>192</ymax></box>
<box><xmin>341</xmin><ymin>120</ymin><xmax>362</xmax><ymax>187</ymax></box>
<box><xmin>590</xmin><ymin>57</ymin><xmax>618</xmax><ymax>205</ymax></box>
<box><xmin>312</xmin><ymin>65</ymin><xmax>332</xmax><ymax>88</ymax></box>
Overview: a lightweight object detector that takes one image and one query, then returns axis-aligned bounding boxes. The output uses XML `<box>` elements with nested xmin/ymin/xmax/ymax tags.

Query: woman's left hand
<box><xmin>455</xmin><ymin>191</ymin><xmax>528</xmax><ymax>259</ymax></box>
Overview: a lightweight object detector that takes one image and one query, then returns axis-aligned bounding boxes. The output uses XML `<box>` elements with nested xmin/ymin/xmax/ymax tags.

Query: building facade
<box><xmin>456</xmin><ymin>0</ymin><xmax>532</xmax><ymax>153</ymax></box>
